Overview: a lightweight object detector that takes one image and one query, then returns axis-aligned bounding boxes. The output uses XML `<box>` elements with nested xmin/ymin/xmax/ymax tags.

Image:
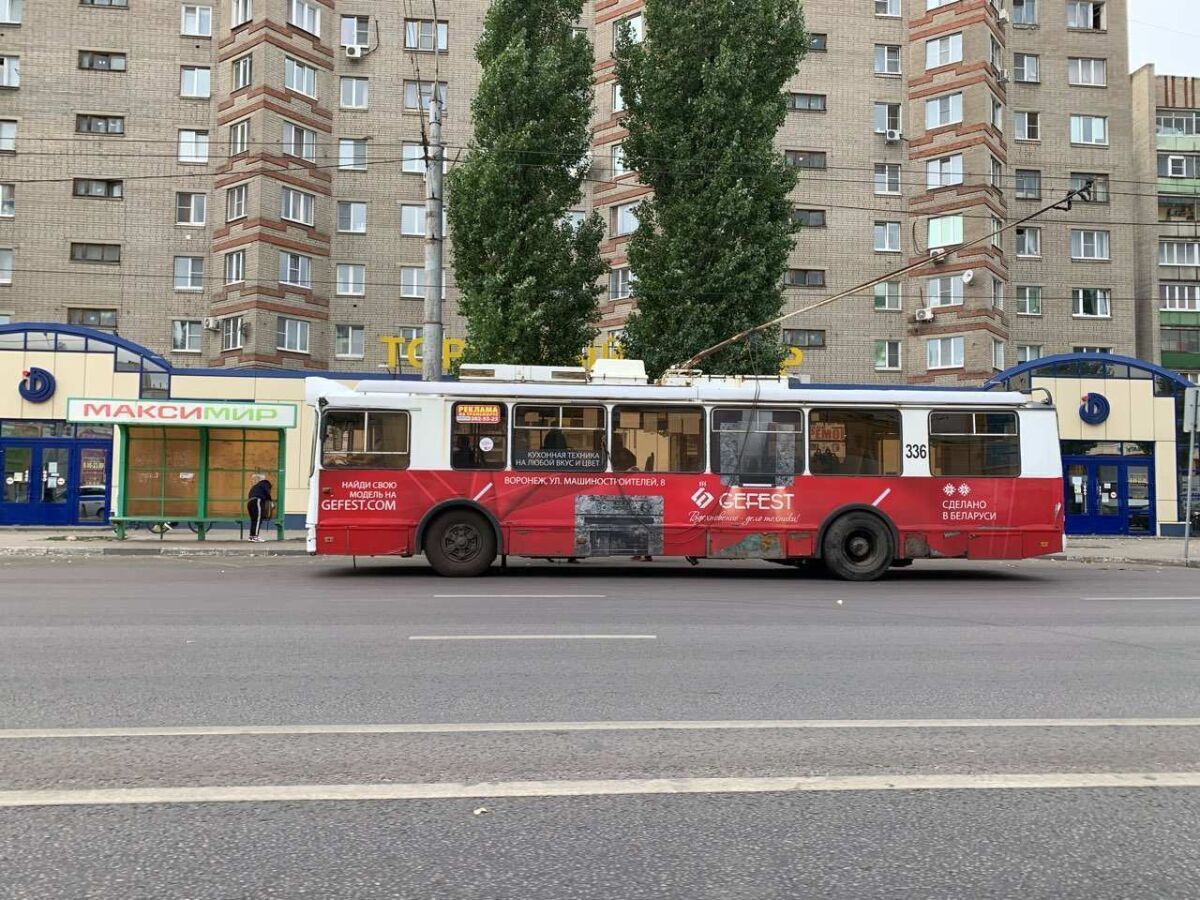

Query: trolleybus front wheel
<box><xmin>425</xmin><ymin>509</ymin><xmax>497</xmax><ymax>577</ymax></box>
<box><xmin>822</xmin><ymin>512</ymin><xmax>893</xmax><ymax>582</ymax></box>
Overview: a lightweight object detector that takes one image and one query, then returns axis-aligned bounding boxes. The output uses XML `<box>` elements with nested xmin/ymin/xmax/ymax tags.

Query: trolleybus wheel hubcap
<box><xmin>443</xmin><ymin>524</ymin><xmax>481</xmax><ymax>562</ymax></box>
<box><xmin>847</xmin><ymin>533</ymin><xmax>873</xmax><ymax>562</ymax></box>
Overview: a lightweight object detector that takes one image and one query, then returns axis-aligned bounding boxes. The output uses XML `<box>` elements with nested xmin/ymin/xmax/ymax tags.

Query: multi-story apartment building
<box><xmin>1132</xmin><ymin>65</ymin><xmax>1200</xmax><ymax>383</ymax></box>
<box><xmin>0</xmin><ymin>0</ymin><xmax>1139</xmax><ymax>383</ymax></box>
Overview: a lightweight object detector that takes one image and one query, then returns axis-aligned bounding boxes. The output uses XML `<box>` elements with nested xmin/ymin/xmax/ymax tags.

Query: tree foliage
<box><xmin>447</xmin><ymin>0</ymin><xmax>606</xmax><ymax>366</ymax></box>
<box><xmin>615</xmin><ymin>0</ymin><xmax>808</xmax><ymax>377</ymax></box>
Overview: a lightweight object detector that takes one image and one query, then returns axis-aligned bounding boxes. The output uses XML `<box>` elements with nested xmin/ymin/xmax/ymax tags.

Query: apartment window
<box><xmin>1072</xmin><ymin>288</ymin><xmax>1111</xmax><ymax>317</ymax></box>
<box><xmin>172</xmin><ymin>320</ymin><xmax>202</xmax><ymax>353</ymax></box>
<box><xmin>76</xmin><ymin>114</ymin><xmax>124</xmax><ymax>135</ymax></box>
<box><xmin>1012</xmin><ymin>0</ymin><xmax>1037</xmax><ymax>25</ymax></box>
<box><xmin>0</xmin><ymin>56</ymin><xmax>16</xmax><ymax>89</ymax></box>
<box><xmin>784</xmin><ymin>329</ymin><xmax>826</xmax><ymax>348</ymax></box>
<box><xmin>400</xmin><ymin>204</ymin><xmax>424</xmax><ymax>236</ymax></box>
<box><xmin>175</xmin><ymin>192</ymin><xmax>206</xmax><ymax>225</ymax></box>
<box><xmin>0</xmin><ymin>183</ymin><xmax>12</xmax><ymax>217</ymax></box>
<box><xmin>70</xmin><ymin>242</ymin><xmax>121</xmax><ymax>263</ymax></box>
<box><xmin>926</xmin><ymin>33</ymin><xmax>963</xmax><ymax>69</ymax></box>
<box><xmin>338</xmin><ymin>138</ymin><xmax>367</xmax><ymax>171</ymax></box>
<box><xmin>1159</xmin><ymin>197</ymin><xmax>1198</xmax><ymax>223</ymax></box>
<box><xmin>875</xmin><ymin>45</ymin><xmax>901</xmax><ymax>75</ymax></box>
<box><xmin>174</xmin><ymin>256</ymin><xmax>204</xmax><ymax>290</ymax></box>
<box><xmin>786</xmin><ymin>269</ymin><xmax>826</xmax><ymax>288</ymax></box>
<box><xmin>228</xmin><ymin>119</ymin><xmax>249</xmax><ymax>156</ymax></box>
<box><xmin>277</xmin><ymin>317</ymin><xmax>310</xmax><ymax>354</ymax></box>
<box><xmin>927</xmin><ymin>336</ymin><xmax>964</xmax><ymax>370</ymax></box>
<box><xmin>67</xmin><ymin>309</ymin><xmax>118</xmax><ymax>331</ymax></box>
<box><xmin>78</xmin><ymin>51</ymin><xmax>126</xmax><ymax>72</ymax></box>
<box><xmin>990</xmin><ymin>35</ymin><xmax>1003</xmax><ymax>70</ymax></box>
<box><xmin>1072</xmin><ymin>172</ymin><xmax>1108</xmax><ymax>202</ymax></box>
<box><xmin>614</xmin><ymin>13</ymin><xmax>644</xmax><ymax>45</ymax></box>
<box><xmin>0</xmin><ymin>0</ymin><xmax>21</xmax><ymax>23</ymax></box>
<box><xmin>279</xmin><ymin>252</ymin><xmax>311</xmax><ymax>288</ymax></box>
<box><xmin>335</xmin><ymin>325</ymin><xmax>365</xmax><ymax>359</ymax></box>
<box><xmin>341</xmin><ymin>76</ymin><xmax>368</xmax><ymax>109</ymax></box>
<box><xmin>226</xmin><ymin>184</ymin><xmax>246</xmax><ymax>220</ymax></box>
<box><xmin>1067</xmin><ymin>1</ymin><xmax>1105</xmax><ymax>30</ymax></box>
<box><xmin>874</xmin><ymin>221</ymin><xmax>901</xmax><ymax>253</ymax></box>
<box><xmin>612</xmin><ymin>83</ymin><xmax>625</xmax><ymax>113</ymax></box>
<box><xmin>178</xmin><ymin>129</ymin><xmax>209</xmax><ymax>162</ymax></box>
<box><xmin>927</xmin><ymin>154</ymin><xmax>963</xmax><ymax>189</ymax></box>
<box><xmin>874</xmin><ymin>163</ymin><xmax>900</xmax><ymax>194</ymax></box>
<box><xmin>1162</xmin><ymin>329</ymin><xmax>1200</xmax><ymax>354</ymax></box>
<box><xmin>992</xmin><ymin>339</ymin><xmax>1005</xmax><ymax>370</ymax></box>
<box><xmin>1015</xmin><ymin>227</ymin><xmax>1041</xmax><ymax>258</ymax></box>
<box><xmin>181</xmin><ymin>5</ymin><xmax>212</xmax><ymax>36</ymax></box>
<box><xmin>789</xmin><ymin>93</ymin><xmax>826</xmax><ymax>112</ymax></box>
<box><xmin>926</xmin><ymin>92</ymin><xmax>962</xmax><ymax>129</ymax></box>
<box><xmin>928</xmin><ymin>275</ymin><xmax>963</xmax><ymax>307</ymax></box>
<box><xmin>280</xmin><ymin>187</ymin><xmax>315</xmax><ymax>226</ymax></box>
<box><xmin>180</xmin><ymin>66</ymin><xmax>211</xmax><ymax>97</ymax></box>
<box><xmin>221</xmin><ymin>316</ymin><xmax>243</xmax><ymax>351</ymax></box>
<box><xmin>874</xmin><ymin>340</ymin><xmax>901</xmax><ymax>371</ymax></box>
<box><xmin>337</xmin><ymin>201</ymin><xmax>367</xmax><ymax>233</ymax></box>
<box><xmin>1160</xmin><ymin>241</ymin><xmax>1200</xmax><ymax>267</ymax></box>
<box><xmin>1016</xmin><ymin>285</ymin><xmax>1042</xmax><ymax>316</ymax></box>
<box><xmin>224</xmin><ymin>250</ymin><xmax>244</xmax><ymax>284</ymax></box>
<box><xmin>990</xmin><ymin>216</ymin><xmax>1003</xmax><ymax>249</ymax></box>
<box><xmin>0</xmin><ymin>248</ymin><xmax>9</xmax><ymax>284</ymax></box>
<box><xmin>404</xmin><ymin>19</ymin><xmax>447</xmax><ymax>51</ymax></box>
<box><xmin>1074</xmin><ymin>346</ymin><xmax>1111</xmax><ymax>354</ymax></box>
<box><xmin>1068</xmin><ymin>57</ymin><xmax>1108</xmax><ymax>87</ymax></box>
<box><xmin>615</xmin><ymin>202</ymin><xmax>639</xmax><ymax>236</ymax></box>
<box><xmin>231</xmin><ymin>0</ymin><xmax>251</xmax><ymax>27</ymax></box>
<box><xmin>402</xmin><ymin>144</ymin><xmax>426</xmax><ymax>174</ymax></box>
<box><xmin>282</xmin><ymin>122</ymin><xmax>316</xmax><ymax>162</ymax></box>
<box><xmin>340</xmin><ymin>14</ymin><xmax>370</xmax><ymax>47</ymax></box>
<box><xmin>927</xmin><ymin>0</ymin><xmax>960</xmax><ymax>7</ymax></box>
<box><xmin>1015</xmin><ymin>111</ymin><xmax>1040</xmax><ymax>141</ymax></box>
<box><xmin>785</xmin><ymin>150</ymin><xmax>827</xmax><ymax>170</ymax></box>
<box><xmin>611</xmin><ymin>143</ymin><xmax>630</xmax><ymax>176</ymax></box>
<box><xmin>793</xmin><ymin>208</ymin><xmax>826</xmax><ymax>228</ymax></box>
<box><xmin>990</xmin><ymin>94</ymin><xmax>1003</xmax><ymax>130</ymax></box>
<box><xmin>289</xmin><ymin>0</ymin><xmax>320</xmax><ymax>35</ymax></box>
<box><xmin>232</xmin><ymin>54</ymin><xmax>252</xmax><ymax>90</ymax></box>
<box><xmin>873</xmin><ymin>102</ymin><xmax>902</xmax><ymax>134</ymax></box>
<box><xmin>74</xmin><ymin>178</ymin><xmax>122</xmax><ymax>199</ymax></box>
<box><xmin>610</xmin><ymin>266</ymin><xmax>632</xmax><ymax>300</ymax></box>
<box><xmin>1165</xmin><ymin>155</ymin><xmax>1191</xmax><ymax>178</ymax></box>
<box><xmin>0</xmin><ymin>120</ymin><xmax>14</xmax><ymax>153</ymax></box>
<box><xmin>1158</xmin><ymin>110</ymin><xmax>1200</xmax><ymax>136</ymax></box>
<box><xmin>336</xmin><ymin>263</ymin><xmax>365</xmax><ymax>296</ymax></box>
<box><xmin>401</xmin><ymin>267</ymin><xmax>425</xmax><ymax>298</ymax></box>
<box><xmin>1014</xmin><ymin>53</ymin><xmax>1040</xmax><ymax>83</ymax></box>
<box><xmin>1017</xmin><ymin>345</ymin><xmax>1043</xmax><ymax>362</ymax></box>
<box><xmin>1160</xmin><ymin>284</ymin><xmax>1200</xmax><ymax>311</ymax></box>
<box><xmin>284</xmin><ymin>57</ymin><xmax>316</xmax><ymax>97</ymax></box>
<box><xmin>875</xmin><ymin>0</ymin><xmax>900</xmax><ymax>15</ymax></box>
<box><xmin>1014</xmin><ymin>169</ymin><xmax>1041</xmax><ymax>199</ymax></box>
<box><xmin>1071</xmin><ymin>115</ymin><xmax>1108</xmax><ymax>145</ymax></box>
<box><xmin>808</xmin><ymin>33</ymin><xmax>827</xmax><ymax>51</ymax></box>
<box><xmin>928</xmin><ymin>215</ymin><xmax>963</xmax><ymax>249</ymax></box>
<box><xmin>1071</xmin><ymin>229</ymin><xmax>1110</xmax><ymax>260</ymax></box>
<box><xmin>874</xmin><ymin>282</ymin><xmax>901</xmax><ymax>311</ymax></box>
<box><xmin>403</xmin><ymin>80</ymin><xmax>447</xmax><ymax>112</ymax></box>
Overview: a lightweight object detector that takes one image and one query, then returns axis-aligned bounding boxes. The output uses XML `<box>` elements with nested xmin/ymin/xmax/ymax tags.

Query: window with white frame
<box><xmin>341</xmin><ymin>76</ymin><xmax>368</xmax><ymax>109</ymax></box>
<box><xmin>231</xmin><ymin>0</ymin><xmax>251</xmax><ymax>27</ymax></box>
<box><xmin>788</xmin><ymin>92</ymin><xmax>826</xmax><ymax>112</ymax></box>
<box><xmin>927</xmin><ymin>336</ymin><xmax>964</xmax><ymax>370</ymax></box>
<box><xmin>228</xmin><ymin>119</ymin><xmax>249</xmax><ymax>156</ymax></box>
<box><xmin>1014</xmin><ymin>53</ymin><xmax>1040</xmax><ymax>83</ymax></box>
<box><xmin>279</xmin><ymin>251</ymin><xmax>311</xmax><ymax>288</ymax></box>
<box><xmin>615</xmin><ymin>201</ymin><xmax>639</xmax><ymax>236</ymax></box>
<box><xmin>182</xmin><ymin>5</ymin><xmax>212</xmax><ymax>36</ymax></box>
<box><xmin>1070</xmin><ymin>114</ymin><xmax>1108</xmax><ymax>145</ymax></box>
<box><xmin>402</xmin><ymin>143</ymin><xmax>426</xmax><ymax>174</ymax></box>
<box><xmin>611</xmin><ymin>143</ymin><xmax>630</xmax><ymax>176</ymax></box>
<box><xmin>1016</xmin><ymin>285</ymin><xmax>1042</xmax><ymax>316</ymax></box>
<box><xmin>226</xmin><ymin>184</ymin><xmax>247</xmax><ymax>221</ymax></box>
<box><xmin>926</xmin><ymin>32</ymin><xmax>962</xmax><ymax>69</ymax></box>
<box><xmin>232</xmin><ymin>54</ymin><xmax>252</xmax><ymax>91</ymax></box>
<box><xmin>403</xmin><ymin>80</ymin><xmax>447</xmax><ymax>112</ymax></box>
<box><xmin>927</xmin><ymin>0</ymin><xmax>960</xmax><ymax>7</ymax></box>
<box><xmin>224</xmin><ymin>250</ymin><xmax>244</xmax><ymax>284</ymax></box>
<box><xmin>1067</xmin><ymin>1</ymin><xmax>1104</xmax><ymax>30</ymax></box>
<box><xmin>928</xmin><ymin>275</ymin><xmax>964</xmax><ymax>307</ymax></box>
<box><xmin>289</xmin><ymin>0</ymin><xmax>320</xmax><ymax>35</ymax></box>
<box><xmin>1015</xmin><ymin>169</ymin><xmax>1041</xmax><ymax>199</ymax></box>
<box><xmin>926</xmin><ymin>153</ymin><xmax>963</xmax><ymax>189</ymax></box>
<box><xmin>341</xmin><ymin>15</ymin><xmax>369</xmax><ymax>47</ymax></box>
<box><xmin>615</xmin><ymin>13</ymin><xmax>644</xmax><ymax>45</ymax></box>
<box><xmin>404</xmin><ymin>19</ymin><xmax>447</xmax><ymax>51</ymax></box>
<box><xmin>610</xmin><ymin>266</ymin><xmax>633</xmax><ymax>300</ymax></box>
<box><xmin>1072</xmin><ymin>288</ymin><xmax>1111</xmax><ymax>317</ymax></box>
<box><xmin>282</xmin><ymin>122</ymin><xmax>316</xmax><ymax>161</ymax></box>
<box><xmin>1017</xmin><ymin>345</ymin><xmax>1043</xmax><ymax>362</ymax></box>
<box><xmin>1071</xmin><ymin>229</ymin><xmax>1110</xmax><ymax>260</ymax></box>
<box><xmin>612</xmin><ymin>83</ymin><xmax>625</xmax><ymax>112</ymax></box>
<box><xmin>1015</xmin><ymin>111</ymin><xmax>1040</xmax><ymax>141</ymax></box>
<box><xmin>1068</xmin><ymin>57</ymin><xmax>1107</xmax><ymax>86</ymax></box>
<box><xmin>337</xmin><ymin>201</ymin><xmax>366</xmax><ymax>233</ymax></box>
<box><xmin>1160</xmin><ymin>241</ymin><xmax>1200</xmax><ymax>266</ymax></box>
<box><xmin>0</xmin><ymin>248</ymin><xmax>12</xmax><ymax>284</ymax></box>
<box><xmin>1074</xmin><ymin>346</ymin><xmax>1112</xmax><ymax>354</ymax></box>
<box><xmin>992</xmin><ymin>339</ymin><xmax>1005</xmax><ymax>370</ymax></box>
<box><xmin>1161</xmin><ymin>284</ymin><xmax>1200</xmax><ymax>311</ymax></box>
<box><xmin>875</xmin><ymin>0</ymin><xmax>900</xmax><ymax>15</ymax></box>
<box><xmin>0</xmin><ymin>183</ymin><xmax>13</xmax><ymax>217</ymax></box>
<box><xmin>873</xmin><ymin>102</ymin><xmax>902</xmax><ymax>134</ymax></box>
<box><xmin>281</xmin><ymin>187</ymin><xmax>315</xmax><ymax>225</ymax></box>
<box><xmin>180</xmin><ymin>66</ymin><xmax>211</xmax><ymax>98</ymax></box>
<box><xmin>875</xmin><ymin>44</ymin><xmax>901</xmax><ymax>75</ymax></box>
<box><xmin>874</xmin><ymin>282</ymin><xmax>901</xmax><ymax>311</ymax></box>
<box><xmin>990</xmin><ymin>94</ymin><xmax>1003</xmax><ymax>130</ymax></box>
<box><xmin>874</xmin><ymin>163</ymin><xmax>900</xmax><ymax>194</ymax></box>
<box><xmin>400</xmin><ymin>267</ymin><xmax>425</xmax><ymax>298</ymax></box>
<box><xmin>0</xmin><ymin>120</ymin><xmax>14</xmax><ymax>153</ymax></box>
<box><xmin>174</xmin><ymin>256</ymin><xmax>204</xmax><ymax>291</ymax></box>
<box><xmin>78</xmin><ymin>51</ymin><xmax>125</xmax><ymax>72</ymax></box>
<box><xmin>400</xmin><ymin>204</ymin><xmax>424</xmax><ymax>236</ymax></box>
<box><xmin>991</xmin><ymin>279</ymin><xmax>1005</xmax><ymax>309</ymax></box>
<box><xmin>276</xmin><ymin>317</ymin><xmax>310</xmax><ymax>353</ymax></box>
<box><xmin>0</xmin><ymin>55</ymin><xmax>20</xmax><ymax>88</ymax></box>
<box><xmin>284</xmin><ymin>57</ymin><xmax>316</xmax><ymax>97</ymax></box>
<box><xmin>338</xmin><ymin>138</ymin><xmax>367</xmax><ymax>170</ymax></box>
<box><xmin>221</xmin><ymin>316</ymin><xmax>243</xmax><ymax>351</ymax></box>
<box><xmin>874</xmin><ymin>221</ymin><xmax>901</xmax><ymax>253</ymax></box>
<box><xmin>0</xmin><ymin>0</ymin><xmax>21</xmax><ymax>24</ymax></box>
<box><xmin>926</xmin><ymin>92</ymin><xmax>962</xmax><ymax>129</ymax></box>
<box><xmin>874</xmin><ymin>340</ymin><xmax>901</xmax><ymax>371</ymax></box>
<box><xmin>928</xmin><ymin>214</ymin><xmax>963</xmax><ymax>249</ymax></box>
<box><xmin>1012</xmin><ymin>0</ymin><xmax>1037</xmax><ymax>25</ymax></box>
<box><xmin>994</xmin><ymin>156</ymin><xmax>1008</xmax><ymax>188</ymax></box>
<box><xmin>336</xmin><ymin>263</ymin><xmax>365</xmax><ymax>296</ymax></box>
<box><xmin>335</xmin><ymin>324</ymin><xmax>365</xmax><ymax>358</ymax></box>
<box><xmin>172</xmin><ymin>320</ymin><xmax>202</xmax><ymax>353</ymax></box>
<box><xmin>175</xmin><ymin>192</ymin><xmax>206</xmax><ymax>225</ymax></box>
<box><xmin>990</xmin><ymin>216</ymin><xmax>1003</xmax><ymax>249</ymax></box>
<box><xmin>178</xmin><ymin>129</ymin><xmax>209</xmax><ymax>162</ymax></box>
<box><xmin>1016</xmin><ymin>226</ymin><xmax>1041</xmax><ymax>257</ymax></box>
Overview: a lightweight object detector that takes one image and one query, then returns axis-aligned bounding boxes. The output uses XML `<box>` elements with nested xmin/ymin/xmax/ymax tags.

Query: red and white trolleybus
<box><xmin>305</xmin><ymin>362</ymin><xmax>1064</xmax><ymax>580</ymax></box>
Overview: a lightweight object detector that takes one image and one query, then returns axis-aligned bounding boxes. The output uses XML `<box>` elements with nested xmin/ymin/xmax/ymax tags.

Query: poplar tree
<box><xmin>447</xmin><ymin>0</ymin><xmax>606</xmax><ymax>366</ymax></box>
<box><xmin>614</xmin><ymin>0</ymin><xmax>808</xmax><ymax>377</ymax></box>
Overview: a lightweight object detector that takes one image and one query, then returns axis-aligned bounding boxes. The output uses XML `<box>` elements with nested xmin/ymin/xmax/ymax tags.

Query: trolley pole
<box><xmin>422</xmin><ymin>96</ymin><xmax>445</xmax><ymax>382</ymax></box>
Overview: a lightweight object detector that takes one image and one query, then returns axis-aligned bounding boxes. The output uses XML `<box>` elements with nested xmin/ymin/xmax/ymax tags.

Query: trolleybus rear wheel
<box><xmin>425</xmin><ymin>509</ymin><xmax>496</xmax><ymax>577</ymax></box>
<box><xmin>822</xmin><ymin>512</ymin><xmax>893</xmax><ymax>582</ymax></box>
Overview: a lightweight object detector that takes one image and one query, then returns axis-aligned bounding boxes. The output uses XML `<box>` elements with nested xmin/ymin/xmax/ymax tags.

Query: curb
<box><xmin>0</xmin><ymin>544</ymin><xmax>309</xmax><ymax>558</ymax></box>
<box><xmin>1044</xmin><ymin>554</ymin><xmax>1198</xmax><ymax>569</ymax></box>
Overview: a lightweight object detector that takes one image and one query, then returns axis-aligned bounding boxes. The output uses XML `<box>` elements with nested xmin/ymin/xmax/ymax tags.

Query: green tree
<box><xmin>615</xmin><ymin>0</ymin><xmax>808</xmax><ymax>377</ymax></box>
<box><xmin>447</xmin><ymin>0</ymin><xmax>606</xmax><ymax>366</ymax></box>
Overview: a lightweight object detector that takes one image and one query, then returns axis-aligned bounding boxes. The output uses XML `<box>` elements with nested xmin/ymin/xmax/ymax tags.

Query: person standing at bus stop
<box><xmin>247</xmin><ymin>477</ymin><xmax>273</xmax><ymax>543</ymax></box>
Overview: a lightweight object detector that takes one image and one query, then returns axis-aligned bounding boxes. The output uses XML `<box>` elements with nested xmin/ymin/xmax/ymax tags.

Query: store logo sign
<box><xmin>66</xmin><ymin>398</ymin><xmax>298</xmax><ymax>429</ymax></box>
<box><xmin>18</xmin><ymin>368</ymin><xmax>56</xmax><ymax>403</ymax></box>
<box><xmin>1079</xmin><ymin>392</ymin><xmax>1111</xmax><ymax>426</ymax></box>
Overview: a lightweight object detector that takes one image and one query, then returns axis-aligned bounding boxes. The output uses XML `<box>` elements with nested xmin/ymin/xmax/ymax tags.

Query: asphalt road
<box><xmin>1</xmin><ymin>556</ymin><xmax>1199</xmax><ymax>899</ymax></box>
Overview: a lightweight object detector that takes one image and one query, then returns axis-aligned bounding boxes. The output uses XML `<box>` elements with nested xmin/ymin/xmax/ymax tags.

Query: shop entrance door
<box><xmin>0</xmin><ymin>442</ymin><xmax>111</xmax><ymax>526</ymax></box>
<box><xmin>1063</xmin><ymin>458</ymin><xmax>1156</xmax><ymax>536</ymax></box>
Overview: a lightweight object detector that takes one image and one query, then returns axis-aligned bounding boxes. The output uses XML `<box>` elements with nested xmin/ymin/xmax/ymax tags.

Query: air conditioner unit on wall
<box><xmin>203</xmin><ymin>317</ymin><xmax>220</xmax><ymax>331</ymax></box>
<box><xmin>915</xmin><ymin>307</ymin><xmax>935</xmax><ymax>323</ymax></box>
<box><xmin>345</xmin><ymin>45</ymin><xmax>365</xmax><ymax>59</ymax></box>
<box><xmin>885</xmin><ymin>129</ymin><xmax>902</xmax><ymax>143</ymax></box>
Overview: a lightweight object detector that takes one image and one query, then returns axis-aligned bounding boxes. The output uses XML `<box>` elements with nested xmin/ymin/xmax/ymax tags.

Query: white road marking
<box><xmin>471</xmin><ymin>484</ymin><xmax>493</xmax><ymax>502</ymax></box>
<box><xmin>871</xmin><ymin>488</ymin><xmax>892</xmax><ymax>507</ymax></box>
<box><xmin>433</xmin><ymin>594</ymin><xmax>608</xmax><ymax>599</ymax></box>
<box><xmin>3</xmin><ymin>772</ymin><xmax>1198</xmax><ymax>809</ymax></box>
<box><xmin>1084</xmin><ymin>597</ymin><xmax>1200</xmax><ymax>601</ymax></box>
<box><xmin>408</xmin><ymin>634</ymin><xmax>656</xmax><ymax>641</ymax></box>
<box><xmin>5</xmin><ymin>718</ymin><xmax>1200</xmax><ymax>741</ymax></box>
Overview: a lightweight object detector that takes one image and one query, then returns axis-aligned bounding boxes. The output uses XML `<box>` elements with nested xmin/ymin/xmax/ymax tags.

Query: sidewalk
<box><xmin>1053</xmin><ymin>537</ymin><xmax>1200</xmax><ymax>569</ymax></box>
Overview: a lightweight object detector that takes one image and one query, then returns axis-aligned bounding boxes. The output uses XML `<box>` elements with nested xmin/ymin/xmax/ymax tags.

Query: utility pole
<box><xmin>1184</xmin><ymin>388</ymin><xmax>1199</xmax><ymax>566</ymax></box>
<box><xmin>422</xmin><ymin>94</ymin><xmax>445</xmax><ymax>381</ymax></box>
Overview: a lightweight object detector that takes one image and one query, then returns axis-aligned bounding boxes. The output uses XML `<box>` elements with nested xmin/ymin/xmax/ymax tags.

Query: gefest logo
<box><xmin>691</xmin><ymin>483</ymin><xmax>793</xmax><ymax>512</ymax></box>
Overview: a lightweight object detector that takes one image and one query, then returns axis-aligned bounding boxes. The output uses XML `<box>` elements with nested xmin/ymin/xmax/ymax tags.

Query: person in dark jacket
<box><xmin>247</xmin><ymin>478</ymin><xmax>273</xmax><ymax>543</ymax></box>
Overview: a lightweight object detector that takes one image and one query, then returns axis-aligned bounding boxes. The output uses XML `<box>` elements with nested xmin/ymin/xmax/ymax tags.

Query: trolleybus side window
<box><xmin>929</xmin><ymin>411</ymin><xmax>1020</xmax><ymax>477</ymax></box>
<box><xmin>322</xmin><ymin>410</ymin><xmax>411</xmax><ymax>469</ymax></box>
<box><xmin>513</xmin><ymin>405</ymin><xmax>607</xmax><ymax>471</ymax></box>
<box><xmin>711</xmin><ymin>408</ymin><xmax>804</xmax><ymax>485</ymax></box>
<box><xmin>451</xmin><ymin>402</ymin><xmax>507</xmax><ymax>470</ymax></box>
<box><xmin>809</xmin><ymin>408</ymin><xmax>901</xmax><ymax>476</ymax></box>
<box><xmin>611</xmin><ymin>406</ymin><xmax>705</xmax><ymax>474</ymax></box>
